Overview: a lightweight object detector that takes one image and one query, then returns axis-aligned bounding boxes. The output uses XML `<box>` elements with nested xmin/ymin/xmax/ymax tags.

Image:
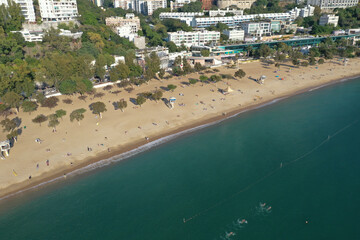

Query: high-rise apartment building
<box><xmin>307</xmin><ymin>0</ymin><xmax>359</xmax><ymax>10</ymax></box>
<box><xmin>168</xmin><ymin>30</ymin><xmax>220</xmax><ymax>47</ymax></box>
<box><xmin>0</xmin><ymin>0</ymin><xmax>36</xmax><ymax>22</ymax></box>
<box><xmin>39</xmin><ymin>0</ymin><xmax>78</xmax><ymax>22</ymax></box>
<box><xmin>113</xmin><ymin>0</ymin><xmax>165</xmax><ymax>15</ymax></box>
<box><xmin>170</xmin><ymin>0</ymin><xmax>197</xmax><ymax>11</ymax></box>
<box><xmin>217</xmin><ymin>0</ymin><xmax>256</xmax><ymax>10</ymax></box>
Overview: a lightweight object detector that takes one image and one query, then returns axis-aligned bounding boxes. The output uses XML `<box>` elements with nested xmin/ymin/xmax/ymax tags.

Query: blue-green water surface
<box><xmin>0</xmin><ymin>79</ymin><xmax>359</xmax><ymax>240</ymax></box>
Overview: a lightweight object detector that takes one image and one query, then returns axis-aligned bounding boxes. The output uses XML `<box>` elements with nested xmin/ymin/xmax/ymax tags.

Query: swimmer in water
<box><xmin>267</xmin><ymin>206</ymin><xmax>272</xmax><ymax>211</ymax></box>
<box><xmin>226</xmin><ymin>232</ymin><xmax>235</xmax><ymax>237</ymax></box>
<box><xmin>240</xmin><ymin>219</ymin><xmax>248</xmax><ymax>224</ymax></box>
<box><xmin>261</xmin><ymin>202</ymin><xmax>266</xmax><ymax>207</ymax></box>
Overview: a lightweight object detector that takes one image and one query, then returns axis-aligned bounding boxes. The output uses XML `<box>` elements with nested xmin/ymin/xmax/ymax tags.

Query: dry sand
<box><xmin>1</xmin><ymin>59</ymin><xmax>360</xmax><ymax>198</ymax></box>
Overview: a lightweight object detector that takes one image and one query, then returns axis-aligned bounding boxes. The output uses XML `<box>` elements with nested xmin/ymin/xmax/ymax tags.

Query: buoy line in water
<box><xmin>183</xmin><ymin>119</ymin><xmax>359</xmax><ymax>223</ymax></box>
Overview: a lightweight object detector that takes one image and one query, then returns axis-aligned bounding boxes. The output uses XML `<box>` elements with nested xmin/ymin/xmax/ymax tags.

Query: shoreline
<box><xmin>1</xmin><ymin>73</ymin><xmax>359</xmax><ymax>201</ymax></box>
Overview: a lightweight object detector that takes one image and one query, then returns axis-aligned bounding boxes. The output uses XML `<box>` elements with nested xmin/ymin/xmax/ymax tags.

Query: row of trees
<box><xmin>0</xmin><ymin>0</ymin><xmax>139</xmax><ymax>101</ymax></box>
<box><xmin>244</xmin><ymin>38</ymin><xmax>360</xmax><ymax>61</ymax></box>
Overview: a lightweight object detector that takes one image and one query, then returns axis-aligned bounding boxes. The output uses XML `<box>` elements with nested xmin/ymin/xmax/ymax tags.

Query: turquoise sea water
<box><xmin>0</xmin><ymin>79</ymin><xmax>359</xmax><ymax>240</ymax></box>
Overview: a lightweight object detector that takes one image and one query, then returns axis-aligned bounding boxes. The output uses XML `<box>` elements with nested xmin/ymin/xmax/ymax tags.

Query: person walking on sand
<box><xmin>46</xmin><ymin>159</ymin><xmax>49</xmax><ymax>166</ymax></box>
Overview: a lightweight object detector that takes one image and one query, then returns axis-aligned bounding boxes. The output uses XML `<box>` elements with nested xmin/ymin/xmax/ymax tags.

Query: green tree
<box><xmin>189</xmin><ymin>79</ymin><xmax>197</xmax><ymax>86</ymax></box>
<box><xmin>116</xmin><ymin>99</ymin><xmax>127</xmax><ymax>112</ymax></box>
<box><xmin>309</xmin><ymin>57</ymin><xmax>316</xmax><ymax>65</ymax></box>
<box><xmin>200</xmin><ymin>75</ymin><xmax>208</xmax><ymax>83</ymax></box>
<box><xmin>194</xmin><ymin>62</ymin><xmax>203</xmax><ymax>72</ymax></box>
<box><xmin>2</xmin><ymin>91</ymin><xmax>23</xmax><ymax>112</ymax></box>
<box><xmin>258</xmin><ymin>44</ymin><xmax>272</xmax><ymax>58</ymax></box>
<box><xmin>167</xmin><ymin>84</ymin><xmax>177</xmax><ymax>92</ymax></box>
<box><xmin>201</xmin><ymin>49</ymin><xmax>210</xmax><ymax>57</ymax></box>
<box><xmin>48</xmin><ymin>114</ymin><xmax>60</xmax><ymax>131</ymax></box>
<box><xmin>70</xmin><ymin>108</ymin><xmax>86</xmax><ymax>125</ymax></box>
<box><xmin>292</xmin><ymin>59</ymin><xmax>300</xmax><ymax>66</ymax></box>
<box><xmin>55</xmin><ymin>109</ymin><xmax>66</xmax><ymax>120</ymax></box>
<box><xmin>0</xmin><ymin>118</ymin><xmax>17</xmax><ymax>133</ymax></box>
<box><xmin>158</xmin><ymin>69</ymin><xmax>165</xmax><ymax>79</ymax></box>
<box><xmin>210</xmin><ymin>75</ymin><xmax>222</xmax><ymax>87</ymax></box>
<box><xmin>145</xmin><ymin>68</ymin><xmax>155</xmax><ymax>82</ymax></box>
<box><xmin>166</xmin><ymin>41</ymin><xmax>178</xmax><ymax>53</ymax></box>
<box><xmin>59</xmin><ymin>79</ymin><xmax>77</xmax><ymax>94</ymax></box>
<box><xmin>135</xmin><ymin>95</ymin><xmax>146</xmax><ymax>107</ymax></box>
<box><xmin>76</xmin><ymin>79</ymin><xmax>93</xmax><ymax>94</ymax></box>
<box><xmin>32</xmin><ymin>114</ymin><xmax>48</xmax><ymax>126</ymax></box>
<box><xmin>89</xmin><ymin>101</ymin><xmax>107</xmax><ymax>118</ymax></box>
<box><xmin>34</xmin><ymin>92</ymin><xmax>45</xmax><ymax>104</ymax></box>
<box><xmin>41</xmin><ymin>96</ymin><xmax>59</xmax><ymax>109</ymax></box>
<box><xmin>21</xmin><ymin>101</ymin><xmax>38</xmax><ymax>114</ymax></box>
<box><xmin>94</xmin><ymin>54</ymin><xmax>106</xmax><ymax>80</ymax></box>
<box><xmin>146</xmin><ymin>52</ymin><xmax>161</xmax><ymax>74</ymax></box>
<box><xmin>109</xmin><ymin>63</ymin><xmax>130</xmax><ymax>82</ymax></box>
<box><xmin>301</xmin><ymin>61</ymin><xmax>309</xmax><ymax>67</ymax></box>
<box><xmin>152</xmin><ymin>90</ymin><xmax>163</xmax><ymax>103</ymax></box>
<box><xmin>234</xmin><ymin>69</ymin><xmax>246</xmax><ymax>79</ymax></box>
<box><xmin>182</xmin><ymin>57</ymin><xmax>192</xmax><ymax>74</ymax></box>
<box><xmin>7</xmin><ymin>129</ymin><xmax>19</xmax><ymax>142</ymax></box>
<box><xmin>179</xmin><ymin>1</ymin><xmax>202</xmax><ymax>12</ymax></box>
<box><xmin>0</xmin><ymin>1</ymin><xmax>24</xmax><ymax>33</ymax></box>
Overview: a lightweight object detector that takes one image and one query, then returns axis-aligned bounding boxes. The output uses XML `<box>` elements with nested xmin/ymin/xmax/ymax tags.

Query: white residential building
<box><xmin>39</xmin><ymin>0</ymin><xmax>78</xmax><ymax>22</ymax></box>
<box><xmin>105</xmin><ymin>14</ymin><xmax>140</xmax><ymax>33</ymax></box>
<box><xmin>209</xmin><ymin>8</ymin><xmax>244</xmax><ymax>17</ymax></box>
<box><xmin>288</xmin><ymin>5</ymin><xmax>315</xmax><ymax>19</ymax></box>
<box><xmin>217</xmin><ymin>0</ymin><xmax>256</xmax><ymax>10</ymax></box>
<box><xmin>113</xmin><ymin>0</ymin><xmax>133</xmax><ymax>8</ymax></box>
<box><xmin>319</xmin><ymin>14</ymin><xmax>339</xmax><ymax>27</ymax></box>
<box><xmin>114</xmin><ymin>0</ymin><xmax>166</xmax><ymax>15</ymax></box>
<box><xmin>307</xmin><ymin>0</ymin><xmax>359</xmax><ymax>10</ymax></box>
<box><xmin>160</xmin><ymin>12</ymin><xmax>204</xmax><ymax>25</ymax></box>
<box><xmin>223</xmin><ymin>29</ymin><xmax>245</xmax><ymax>41</ymax></box>
<box><xmin>92</xmin><ymin>0</ymin><xmax>103</xmax><ymax>7</ymax></box>
<box><xmin>168</xmin><ymin>30</ymin><xmax>220</xmax><ymax>47</ymax></box>
<box><xmin>170</xmin><ymin>0</ymin><xmax>197</xmax><ymax>11</ymax></box>
<box><xmin>117</xmin><ymin>25</ymin><xmax>137</xmax><ymax>40</ymax></box>
<box><xmin>145</xmin><ymin>0</ymin><xmax>167</xmax><ymax>15</ymax></box>
<box><xmin>59</xmin><ymin>29</ymin><xmax>83</xmax><ymax>38</ymax></box>
<box><xmin>15</xmin><ymin>30</ymin><xmax>44</xmax><ymax>42</ymax></box>
<box><xmin>240</xmin><ymin>21</ymin><xmax>272</xmax><ymax>37</ymax></box>
<box><xmin>0</xmin><ymin>0</ymin><xmax>36</xmax><ymax>22</ymax></box>
<box><xmin>160</xmin><ymin>12</ymin><xmax>204</xmax><ymax>19</ymax></box>
<box><xmin>192</xmin><ymin>13</ymin><xmax>292</xmax><ymax>28</ymax></box>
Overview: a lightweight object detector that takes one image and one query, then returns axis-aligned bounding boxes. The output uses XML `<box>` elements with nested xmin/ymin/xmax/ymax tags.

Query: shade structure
<box><xmin>226</xmin><ymin>86</ymin><xmax>234</xmax><ymax>93</ymax></box>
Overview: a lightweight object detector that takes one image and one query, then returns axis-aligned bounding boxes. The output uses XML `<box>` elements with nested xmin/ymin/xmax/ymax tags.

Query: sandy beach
<box><xmin>1</xmin><ymin>58</ymin><xmax>359</xmax><ymax>199</ymax></box>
